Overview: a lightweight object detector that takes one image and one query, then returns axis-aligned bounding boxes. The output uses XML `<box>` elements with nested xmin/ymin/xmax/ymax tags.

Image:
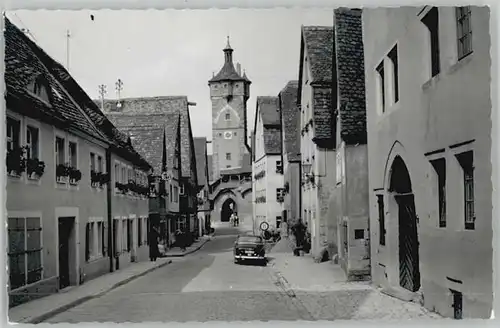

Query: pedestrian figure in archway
<box><xmin>234</xmin><ymin>212</ymin><xmax>239</xmax><ymax>226</ymax></box>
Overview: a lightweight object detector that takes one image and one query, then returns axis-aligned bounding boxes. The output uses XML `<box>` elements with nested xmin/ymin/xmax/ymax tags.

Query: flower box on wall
<box><xmin>6</xmin><ymin>146</ymin><xmax>27</xmax><ymax>177</ymax></box>
<box><xmin>26</xmin><ymin>158</ymin><xmax>45</xmax><ymax>180</ymax></box>
<box><xmin>56</xmin><ymin>164</ymin><xmax>70</xmax><ymax>183</ymax></box>
<box><xmin>68</xmin><ymin>166</ymin><xmax>82</xmax><ymax>185</ymax></box>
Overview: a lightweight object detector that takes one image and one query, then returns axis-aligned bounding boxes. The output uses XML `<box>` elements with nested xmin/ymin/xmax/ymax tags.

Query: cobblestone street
<box><xmin>42</xmin><ymin>224</ymin><xmax>440</xmax><ymax>322</ymax></box>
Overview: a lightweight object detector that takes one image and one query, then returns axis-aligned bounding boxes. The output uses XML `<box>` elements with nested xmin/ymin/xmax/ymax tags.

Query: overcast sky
<box><xmin>9</xmin><ymin>9</ymin><xmax>333</xmax><ymax>154</ymax></box>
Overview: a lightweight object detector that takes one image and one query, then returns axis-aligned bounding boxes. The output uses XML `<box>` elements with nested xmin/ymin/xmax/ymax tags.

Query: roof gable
<box><xmin>102</xmin><ymin>96</ymin><xmax>195</xmax><ymax>178</ymax></box>
<box><xmin>301</xmin><ymin>26</ymin><xmax>334</xmax><ymax>85</ymax></box>
<box><xmin>4</xmin><ymin>18</ymin><xmax>107</xmax><ymax>143</ymax></box>
<box><xmin>257</xmin><ymin>96</ymin><xmax>280</xmax><ymax>126</ymax></box>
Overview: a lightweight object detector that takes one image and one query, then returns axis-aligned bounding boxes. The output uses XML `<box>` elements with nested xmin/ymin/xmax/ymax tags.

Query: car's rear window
<box><xmin>238</xmin><ymin>236</ymin><xmax>262</xmax><ymax>243</ymax></box>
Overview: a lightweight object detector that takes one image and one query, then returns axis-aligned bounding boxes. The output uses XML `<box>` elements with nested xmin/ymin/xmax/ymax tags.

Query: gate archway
<box><xmin>221</xmin><ymin>198</ymin><xmax>237</xmax><ymax>222</ymax></box>
<box><xmin>389</xmin><ymin>155</ymin><xmax>421</xmax><ymax>292</ymax></box>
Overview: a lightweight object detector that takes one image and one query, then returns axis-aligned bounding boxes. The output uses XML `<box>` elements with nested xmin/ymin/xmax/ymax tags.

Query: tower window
<box><xmin>226</xmin><ymin>153</ymin><xmax>231</xmax><ymax>160</ymax></box>
<box><xmin>225</xmin><ymin>113</ymin><xmax>230</xmax><ymax>121</ymax></box>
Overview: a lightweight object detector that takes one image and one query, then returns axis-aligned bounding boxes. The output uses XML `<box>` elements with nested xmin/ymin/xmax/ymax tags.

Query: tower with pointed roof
<box><xmin>209</xmin><ymin>37</ymin><xmax>251</xmax><ymax>181</ymax></box>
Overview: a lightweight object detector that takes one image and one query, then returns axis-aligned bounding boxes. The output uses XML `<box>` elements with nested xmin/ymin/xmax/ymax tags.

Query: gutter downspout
<box><xmin>298</xmin><ymin>154</ymin><xmax>302</xmax><ymax>225</ymax></box>
<box><xmin>106</xmin><ymin>148</ymin><xmax>114</xmax><ymax>273</ymax></box>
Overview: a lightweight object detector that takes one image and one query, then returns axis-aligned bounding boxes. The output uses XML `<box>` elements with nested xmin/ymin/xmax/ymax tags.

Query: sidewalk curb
<box><xmin>27</xmin><ymin>259</ymin><xmax>173</xmax><ymax>324</ymax></box>
<box><xmin>164</xmin><ymin>238</ymin><xmax>211</xmax><ymax>258</ymax></box>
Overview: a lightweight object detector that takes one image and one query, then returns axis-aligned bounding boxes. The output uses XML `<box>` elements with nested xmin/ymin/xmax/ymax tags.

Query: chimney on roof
<box><xmin>236</xmin><ymin>63</ymin><xmax>241</xmax><ymax>76</ymax></box>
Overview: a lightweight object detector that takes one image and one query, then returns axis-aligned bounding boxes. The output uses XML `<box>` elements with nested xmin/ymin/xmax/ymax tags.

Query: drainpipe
<box><xmin>106</xmin><ymin>148</ymin><xmax>114</xmax><ymax>273</ymax></box>
<box><xmin>298</xmin><ymin>153</ymin><xmax>302</xmax><ymax>225</ymax></box>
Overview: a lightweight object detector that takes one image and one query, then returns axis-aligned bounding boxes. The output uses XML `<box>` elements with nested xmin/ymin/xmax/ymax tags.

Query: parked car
<box><xmin>233</xmin><ymin>235</ymin><xmax>266</xmax><ymax>265</ymax></box>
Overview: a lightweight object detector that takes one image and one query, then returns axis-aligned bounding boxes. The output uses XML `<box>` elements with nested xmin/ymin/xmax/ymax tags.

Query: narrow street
<box><xmin>45</xmin><ymin>224</ymin><xmax>310</xmax><ymax>322</ymax></box>
<box><xmin>42</xmin><ymin>222</ymin><xmax>439</xmax><ymax>322</ymax></box>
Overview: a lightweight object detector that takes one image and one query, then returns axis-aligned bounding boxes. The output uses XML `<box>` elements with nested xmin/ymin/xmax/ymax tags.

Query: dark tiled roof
<box><xmin>4</xmin><ymin>18</ymin><xmax>107</xmax><ymax>143</ymax></box>
<box><xmin>334</xmin><ymin>8</ymin><xmax>367</xmax><ymax>145</ymax></box>
<box><xmin>302</xmin><ymin>26</ymin><xmax>334</xmax><ymax>84</ymax></box>
<box><xmin>312</xmin><ymin>87</ymin><xmax>333</xmax><ymax>141</ymax></box>
<box><xmin>263</xmin><ymin>128</ymin><xmax>282</xmax><ymax>155</ymax></box>
<box><xmin>209</xmin><ymin>61</ymin><xmax>244</xmax><ymax>83</ymax></box>
<box><xmin>279</xmin><ymin>81</ymin><xmax>300</xmax><ymax>162</ymax></box>
<box><xmin>106</xmin><ymin>114</ymin><xmax>180</xmax><ymax>174</ymax></box>
<box><xmin>193</xmin><ymin>137</ymin><xmax>208</xmax><ymax>186</ymax></box>
<box><xmin>209</xmin><ymin>42</ymin><xmax>250</xmax><ymax>83</ymax></box>
<box><xmin>5</xmin><ymin>18</ymin><xmax>151</xmax><ymax>170</ymax></box>
<box><xmin>102</xmin><ymin>96</ymin><xmax>195</xmax><ymax>178</ymax></box>
<box><xmin>257</xmin><ymin>96</ymin><xmax>280</xmax><ymax>126</ymax></box>
<box><xmin>296</xmin><ymin>25</ymin><xmax>335</xmax><ymax>147</ymax></box>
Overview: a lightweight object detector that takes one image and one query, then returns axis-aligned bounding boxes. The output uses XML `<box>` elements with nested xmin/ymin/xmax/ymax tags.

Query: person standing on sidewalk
<box><xmin>149</xmin><ymin>228</ymin><xmax>160</xmax><ymax>261</ymax></box>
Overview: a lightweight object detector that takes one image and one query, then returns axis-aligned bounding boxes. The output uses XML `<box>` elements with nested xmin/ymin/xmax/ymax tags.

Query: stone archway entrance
<box><xmin>221</xmin><ymin>198</ymin><xmax>236</xmax><ymax>222</ymax></box>
<box><xmin>389</xmin><ymin>156</ymin><xmax>421</xmax><ymax>292</ymax></box>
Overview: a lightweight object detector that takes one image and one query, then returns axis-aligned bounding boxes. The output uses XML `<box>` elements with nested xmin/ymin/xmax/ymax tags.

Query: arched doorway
<box><xmin>221</xmin><ymin>198</ymin><xmax>236</xmax><ymax>222</ymax></box>
<box><xmin>389</xmin><ymin>156</ymin><xmax>420</xmax><ymax>292</ymax></box>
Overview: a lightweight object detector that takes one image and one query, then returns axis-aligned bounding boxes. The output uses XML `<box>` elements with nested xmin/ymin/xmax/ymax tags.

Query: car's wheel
<box><xmin>234</xmin><ymin>258</ymin><xmax>240</xmax><ymax>264</ymax></box>
<box><xmin>261</xmin><ymin>259</ymin><xmax>267</xmax><ymax>266</ymax></box>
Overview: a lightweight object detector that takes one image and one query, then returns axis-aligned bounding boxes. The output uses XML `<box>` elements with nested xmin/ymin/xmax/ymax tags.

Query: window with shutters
<box><xmin>8</xmin><ymin>217</ymin><xmax>43</xmax><ymax>290</ymax></box>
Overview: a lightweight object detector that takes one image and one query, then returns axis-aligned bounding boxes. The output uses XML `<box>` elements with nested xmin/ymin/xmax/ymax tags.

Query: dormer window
<box><xmin>28</xmin><ymin>75</ymin><xmax>51</xmax><ymax>105</ymax></box>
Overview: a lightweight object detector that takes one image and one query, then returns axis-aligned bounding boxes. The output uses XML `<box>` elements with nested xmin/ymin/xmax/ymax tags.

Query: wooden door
<box><xmin>396</xmin><ymin>194</ymin><xmax>421</xmax><ymax>292</ymax></box>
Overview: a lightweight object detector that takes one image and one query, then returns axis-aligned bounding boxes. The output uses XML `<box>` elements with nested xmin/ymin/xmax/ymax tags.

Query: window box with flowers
<box><xmin>68</xmin><ymin>166</ymin><xmax>82</xmax><ymax>185</ymax></box>
<box><xmin>99</xmin><ymin>172</ymin><xmax>110</xmax><ymax>188</ymax></box>
<box><xmin>115</xmin><ymin>182</ymin><xmax>129</xmax><ymax>195</ymax></box>
<box><xmin>26</xmin><ymin>158</ymin><xmax>45</xmax><ymax>180</ymax></box>
<box><xmin>255</xmin><ymin>196</ymin><xmax>267</xmax><ymax>203</ymax></box>
<box><xmin>127</xmin><ymin>180</ymin><xmax>137</xmax><ymax>196</ymax></box>
<box><xmin>254</xmin><ymin>170</ymin><xmax>266</xmax><ymax>180</ymax></box>
<box><xmin>91</xmin><ymin>171</ymin><xmax>110</xmax><ymax>189</ymax></box>
<box><xmin>56</xmin><ymin>164</ymin><xmax>70</xmax><ymax>183</ymax></box>
<box><xmin>137</xmin><ymin>185</ymin><xmax>149</xmax><ymax>198</ymax></box>
<box><xmin>6</xmin><ymin>146</ymin><xmax>27</xmax><ymax>177</ymax></box>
